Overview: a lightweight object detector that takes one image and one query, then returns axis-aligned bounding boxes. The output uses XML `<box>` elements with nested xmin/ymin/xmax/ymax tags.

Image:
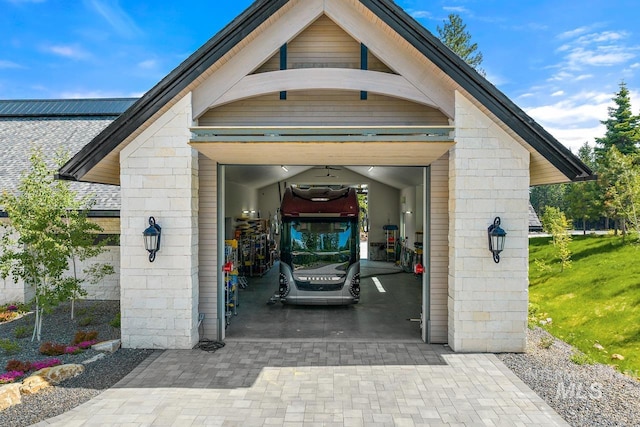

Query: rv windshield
<box><xmin>287</xmin><ymin>220</ymin><xmax>353</xmax><ymax>274</ymax></box>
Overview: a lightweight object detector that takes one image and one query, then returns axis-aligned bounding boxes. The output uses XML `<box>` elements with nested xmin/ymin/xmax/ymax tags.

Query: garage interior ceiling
<box><xmin>224</xmin><ymin>165</ymin><xmax>424</xmax><ymax>190</ymax></box>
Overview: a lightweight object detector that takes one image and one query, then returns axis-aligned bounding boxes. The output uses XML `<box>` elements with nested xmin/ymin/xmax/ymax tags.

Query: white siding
<box><xmin>198</xmin><ymin>155</ymin><xmax>219</xmax><ymax>340</ymax></box>
<box><xmin>199</xmin><ymin>91</ymin><xmax>449</xmax><ymax>127</ymax></box>
<box><xmin>430</xmin><ymin>154</ymin><xmax>449</xmax><ymax>344</ymax></box>
<box><xmin>254</xmin><ymin>14</ymin><xmax>393</xmax><ymax>74</ymax></box>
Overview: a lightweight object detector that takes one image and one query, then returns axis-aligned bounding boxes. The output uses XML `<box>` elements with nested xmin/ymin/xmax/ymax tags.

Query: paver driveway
<box><xmin>39</xmin><ymin>341</ymin><xmax>568</xmax><ymax>426</ymax></box>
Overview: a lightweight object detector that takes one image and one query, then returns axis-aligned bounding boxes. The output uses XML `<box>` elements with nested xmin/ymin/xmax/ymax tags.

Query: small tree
<box><xmin>541</xmin><ymin>206</ymin><xmax>572</xmax><ymax>272</ymax></box>
<box><xmin>0</xmin><ymin>148</ymin><xmax>113</xmax><ymax>341</ymax></box>
<box><xmin>437</xmin><ymin>13</ymin><xmax>485</xmax><ymax>76</ymax></box>
<box><xmin>600</xmin><ymin>147</ymin><xmax>640</xmax><ymax>241</ymax></box>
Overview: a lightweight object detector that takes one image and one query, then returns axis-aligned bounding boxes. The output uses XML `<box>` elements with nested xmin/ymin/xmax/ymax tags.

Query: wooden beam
<box><xmin>208</xmin><ymin>68</ymin><xmax>441</xmax><ymax>110</ymax></box>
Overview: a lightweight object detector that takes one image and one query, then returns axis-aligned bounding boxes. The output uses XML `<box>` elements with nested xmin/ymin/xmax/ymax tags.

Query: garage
<box><xmin>218</xmin><ymin>164</ymin><xmax>431</xmax><ymax>342</ymax></box>
<box><xmin>58</xmin><ymin>0</ymin><xmax>592</xmax><ymax>352</ymax></box>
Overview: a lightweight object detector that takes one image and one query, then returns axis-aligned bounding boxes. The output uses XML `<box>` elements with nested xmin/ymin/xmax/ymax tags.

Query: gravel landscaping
<box><xmin>498</xmin><ymin>327</ymin><xmax>640</xmax><ymax>427</ymax></box>
<box><xmin>2</xmin><ymin>301</ymin><xmax>640</xmax><ymax>426</ymax></box>
<box><xmin>0</xmin><ymin>300</ymin><xmax>153</xmax><ymax>427</ymax></box>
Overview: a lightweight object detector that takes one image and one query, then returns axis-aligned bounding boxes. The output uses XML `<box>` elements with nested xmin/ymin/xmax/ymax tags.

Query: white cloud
<box><xmin>576</xmin><ymin>30</ymin><xmax>629</xmax><ymax>44</ymax></box>
<box><xmin>45</xmin><ymin>44</ymin><xmax>90</xmax><ymax>60</ymax></box>
<box><xmin>566</xmin><ymin>46</ymin><xmax>635</xmax><ymax>68</ymax></box>
<box><xmin>0</xmin><ymin>60</ymin><xmax>23</xmax><ymax>69</ymax></box>
<box><xmin>542</xmin><ymin>124</ymin><xmax>606</xmax><ymax>152</ymax></box>
<box><xmin>85</xmin><ymin>0</ymin><xmax>142</xmax><ymax>38</ymax></box>
<box><xmin>558</xmin><ymin>26</ymin><xmax>594</xmax><ymax>40</ymax></box>
<box><xmin>522</xmin><ymin>90</ymin><xmax>632</xmax><ymax>152</ymax></box>
<box><xmin>409</xmin><ymin>10</ymin><xmax>432</xmax><ymax>19</ymax></box>
<box><xmin>137</xmin><ymin>59</ymin><xmax>157</xmax><ymax>70</ymax></box>
<box><xmin>551</xmin><ymin>90</ymin><xmax>564</xmax><ymax>97</ymax></box>
<box><xmin>443</xmin><ymin>6</ymin><xmax>471</xmax><ymax>14</ymax></box>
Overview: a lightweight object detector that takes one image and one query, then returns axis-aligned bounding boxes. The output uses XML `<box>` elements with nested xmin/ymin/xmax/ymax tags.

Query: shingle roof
<box><xmin>0</xmin><ymin>100</ymin><xmax>130</xmax><ymax>211</ymax></box>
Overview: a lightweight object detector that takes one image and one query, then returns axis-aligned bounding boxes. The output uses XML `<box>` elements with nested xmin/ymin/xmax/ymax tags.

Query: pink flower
<box><xmin>78</xmin><ymin>340</ymin><xmax>98</xmax><ymax>349</ymax></box>
<box><xmin>31</xmin><ymin>358</ymin><xmax>61</xmax><ymax>371</ymax></box>
<box><xmin>0</xmin><ymin>371</ymin><xmax>23</xmax><ymax>384</ymax></box>
<box><xmin>7</xmin><ymin>305</ymin><xmax>18</xmax><ymax>312</ymax></box>
<box><xmin>64</xmin><ymin>346</ymin><xmax>82</xmax><ymax>354</ymax></box>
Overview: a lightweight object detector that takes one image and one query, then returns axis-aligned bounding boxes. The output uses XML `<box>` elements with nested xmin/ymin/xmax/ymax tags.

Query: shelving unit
<box><xmin>235</xmin><ymin>218</ymin><xmax>273</xmax><ymax>277</ymax></box>
<box><xmin>383</xmin><ymin>224</ymin><xmax>398</xmax><ymax>262</ymax></box>
<box><xmin>224</xmin><ymin>239</ymin><xmax>239</xmax><ymax>327</ymax></box>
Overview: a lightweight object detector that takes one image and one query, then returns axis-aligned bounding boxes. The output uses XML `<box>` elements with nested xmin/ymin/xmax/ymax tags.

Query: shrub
<box><xmin>0</xmin><ymin>338</ymin><xmax>21</xmax><ymax>355</ymax></box>
<box><xmin>570</xmin><ymin>351</ymin><xmax>594</xmax><ymax>365</ymax></box>
<box><xmin>78</xmin><ymin>316</ymin><xmax>93</xmax><ymax>327</ymax></box>
<box><xmin>539</xmin><ymin>336</ymin><xmax>554</xmax><ymax>349</ymax></box>
<box><xmin>109</xmin><ymin>312</ymin><xmax>121</xmax><ymax>328</ymax></box>
<box><xmin>14</xmin><ymin>325</ymin><xmax>32</xmax><ymax>339</ymax></box>
<box><xmin>0</xmin><ymin>371</ymin><xmax>24</xmax><ymax>384</ymax></box>
<box><xmin>72</xmin><ymin>330</ymin><xmax>98</xmax><ymax>345</ymax></box>
<box><xmin>39</xmin><ymin>342</ymin><xmax>67</xmax><ymax>356</ymax></box>
<box><xmin>5</xmin><ymin>359</ymin><xmax>31</xmax><ymax>373</ymax></box>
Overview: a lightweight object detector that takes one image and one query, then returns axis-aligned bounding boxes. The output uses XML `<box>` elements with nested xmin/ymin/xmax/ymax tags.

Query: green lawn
<box><xmin>529</xmin><ymin>234</ymin><xmax>640</xmax><ymax>378</ymax></box>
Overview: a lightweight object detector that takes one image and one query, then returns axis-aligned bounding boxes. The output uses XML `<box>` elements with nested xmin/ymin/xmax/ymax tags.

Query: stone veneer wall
<box><xmin>448</xmin><ymin>91</ymin><xmax>530</xmax><ymax>353</ymax></box>
<box><xmin>0</xmin><ymin>219</ymin><xmax>120</xmax><ymax>304</ymax></box>
<box><xmin>119</xmin><ymin>94</ymin><xmax>200</xmax><ymax>349</ymax></box>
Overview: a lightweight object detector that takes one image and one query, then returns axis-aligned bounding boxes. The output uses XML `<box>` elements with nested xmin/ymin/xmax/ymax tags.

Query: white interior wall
<box><xmin>225</xmin><ymin>181</ymin><xmax>259</xmax><ymax>221</ymax></box>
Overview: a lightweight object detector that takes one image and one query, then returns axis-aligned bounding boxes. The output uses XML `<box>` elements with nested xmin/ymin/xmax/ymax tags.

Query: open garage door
<box><xmin>214</xmin><ymin>163</ymin><xmax>434</xmax><ymax>344</ymax></box>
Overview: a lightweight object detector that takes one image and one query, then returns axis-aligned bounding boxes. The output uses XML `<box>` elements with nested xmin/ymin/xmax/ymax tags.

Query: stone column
<box><xmin>119</xmin><ymin>94</ymin><xmax>200</xmax><ymax>349</ymax></box>
<box><xmin>448</xmin><ymin>91</ymin><xmax>529</xmax><ymax>353</ymax></box>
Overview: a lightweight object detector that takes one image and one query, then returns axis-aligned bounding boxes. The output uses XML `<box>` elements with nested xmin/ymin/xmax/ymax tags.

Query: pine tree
<box><xmin>437</xmin><ymin>13</ymin><xmax>485</xmax><ymax>76</ymax></box>
<box><xmin>595</xmin><ymin>81</ymin><xmax>640</xmax><ymax>158</ymax></box>
<box><xmin>566</xmin><ymin>143</ymin><xmax>602</xmax><ymax>233</ymax></box>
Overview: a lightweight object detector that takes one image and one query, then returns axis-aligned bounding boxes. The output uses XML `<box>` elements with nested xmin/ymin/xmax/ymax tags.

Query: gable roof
<box><xmin>58</xmin><ymin>0</ymin><xmax>594</xmax><ymax>184</ymax></box>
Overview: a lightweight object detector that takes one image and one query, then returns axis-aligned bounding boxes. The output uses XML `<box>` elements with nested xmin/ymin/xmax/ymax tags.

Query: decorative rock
<box><xmin>0</xmin><ymin>383</ymin><xmax>22</xmax><ymax>411</ymax></box>
<box><xmin>92</xmin><ymin>339</ymin><xmax>121</xmax><ymax>353</ymax></box>
<box><xmin>20</xmin><ymin>375</ymin><xmax>51</xmax><ymax>395</ymax></box>
<box><xmin>594</xmin><ymin>343</ymin><xmax>605</xmax><ymax>351</ymax></box>
<box><xmin>612</xmin><ymin>354</ymin><xmax>625</xmax><ymax>361</ymax></box>
<box><xmin>82</xmin><ymin>353</ymin><xmax>107</xmax><ymax>365</ymax></box>
<box><xmin>21</xmin><ymin>364</ymin><xmax>85</xmax><ymax>395</ymax></box>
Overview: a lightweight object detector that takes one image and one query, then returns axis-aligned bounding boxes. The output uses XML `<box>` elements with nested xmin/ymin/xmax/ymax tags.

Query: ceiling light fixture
<box><xmin>368</xmin><ymin>166</ymin><xmax>374</xmax><ymax>172</ymax></box>
<box><xmin>281</xmin><ymin>166</ymin><xmax>289</xmax><ymax>172</ymax></box>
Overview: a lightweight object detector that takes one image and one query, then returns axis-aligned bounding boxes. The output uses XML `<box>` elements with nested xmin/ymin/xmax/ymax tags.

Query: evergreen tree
<box><xmin>566</xmin><ymin>143</ymin><xmax>602</xmax><ymax>233</ymax></box>
<box><xmin>595</xmin><ymin>81</ymin><xmax>640</xmax><ymax>158</ymax></box>
<box><xmin>437</xmin><ymin>13</ymin><xmax>485</xmax><ymax>76</ymax></box>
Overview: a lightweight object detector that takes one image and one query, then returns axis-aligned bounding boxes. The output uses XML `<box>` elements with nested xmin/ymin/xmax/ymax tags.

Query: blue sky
<box><xmin>1</xmin><ymin>0</ymin><xmax>639</xmax><ymax>153</ymax></box>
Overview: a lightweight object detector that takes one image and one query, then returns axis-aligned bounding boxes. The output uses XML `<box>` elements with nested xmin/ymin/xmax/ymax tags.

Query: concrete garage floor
<box><xmin>224</xmin><ymin>260</ymin><xmax>423</xmax><ymax>342</ymax></box>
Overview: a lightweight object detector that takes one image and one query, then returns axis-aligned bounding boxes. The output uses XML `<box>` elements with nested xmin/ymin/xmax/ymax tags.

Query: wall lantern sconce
<box><xmin>487</xmin><ymin>217</ymin><xmax>506</xmax><ymax>263</ymax></box>
<box><xmin>143</xmin><ymin>216</ymin><xmax>162</xmax><ymax>262</ymax></box>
